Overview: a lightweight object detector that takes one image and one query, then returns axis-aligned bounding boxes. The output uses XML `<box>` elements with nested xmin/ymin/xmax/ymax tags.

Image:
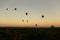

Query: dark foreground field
<box><xmin>0</xmin><ymin>27</ymin><xmax>60</xmax><ymax>40</ymax></box>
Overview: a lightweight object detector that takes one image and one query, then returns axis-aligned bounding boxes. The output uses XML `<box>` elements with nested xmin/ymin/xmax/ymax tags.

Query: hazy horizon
<box><xmin>0</xmin><ymin>0</ymin><xmax>60</xmax><ymax>27</ymax></box>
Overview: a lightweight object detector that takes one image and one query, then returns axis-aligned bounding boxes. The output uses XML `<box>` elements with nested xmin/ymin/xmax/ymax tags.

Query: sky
<box><xmin>0</xmin><ymin>0</ymin><xmax>60</xmax><ymax>27</ymax></box>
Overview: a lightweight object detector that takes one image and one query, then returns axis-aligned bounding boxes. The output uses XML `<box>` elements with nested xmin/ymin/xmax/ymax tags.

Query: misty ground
<box><xmin>0</xmin><ymin>27</ymin><xmax>60</xmax><ymax>40</ymax></box>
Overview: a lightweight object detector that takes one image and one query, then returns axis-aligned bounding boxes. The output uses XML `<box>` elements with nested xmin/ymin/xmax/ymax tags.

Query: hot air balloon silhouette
<box><xmin>25</xmin><ymin>12</ymin><xmax>28</xmax><ymax>15</ymax></box>
<box><xmin>26</xmin><ymin>20</ymin><xmax>28</xmax><ymax>22</ymax></box>
<box><xmin>22</xmin><ymin>19</ymin><xmax>24</xmax><ymax>22</ymax></box>
<box><xmin>14</xmin><ymin>8</ymin><xmax>17</xmax><ymax>10</ymax></box>
<box><xmin>6</xmin><ymin>8</ymin><xmax>8</xmax><ymax>10</ymax></box>
<box><xmin>35</xmin><ymin>24</ymin><xmax>37</xmax><ymax>26</ymax></box>
<box><xmin>51</xmin><ymin>25</ymin><xmax>55</xmax><ymax>28</ymax></box>
<box><xmin>41</xmin><ymin>15</ymin><xmax>44</xmax><ymax>18</ymax></box>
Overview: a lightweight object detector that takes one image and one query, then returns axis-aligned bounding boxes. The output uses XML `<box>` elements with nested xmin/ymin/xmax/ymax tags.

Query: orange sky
<box><xmin>0</xmin><ymin>0</ymin><xmax>60</xmax><ymax>27</ymax></box>
<box><xmin>0</xmin><ymin>20</ymin><xmax>59</xmax><ymax>27</ymax></box>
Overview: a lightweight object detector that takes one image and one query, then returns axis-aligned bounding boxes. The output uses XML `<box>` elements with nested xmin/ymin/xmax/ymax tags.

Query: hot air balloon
<box><xmin>14</xmin><ymin>8</ymin><xmax>17</xmax><ymax>10</ymax></box>
<box><xmin>22</xmin><ymin>19</ymin><xmax>24</xmax><ymax>22</ymax></box>
<box><xmin>35</xmin><ymin>24</ymin><xmax>37</xmax><ymax>26</ymax></box>
<box><xmin>26</xmin><ymin>20</ymin><xmax>28</xmax><ymax>22</ymax></box>
<box><xmin>25</xmin><ymin>12</ymin><xmax>28</xmax><ymax>15</ymax></box>
<box><xmin>42</xmin><ymin>15</ymin><xmax>44</xmax><ymax>18</ymax></box>
<box><xmin>6</xmin><ymin>8</ymin><xmax>8</xmax><ymax>10</ymax></box>
<box><xmin>51</xmin><ymin>25</ymin><xmax>55</xmax><ymax>28</ymax></box>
